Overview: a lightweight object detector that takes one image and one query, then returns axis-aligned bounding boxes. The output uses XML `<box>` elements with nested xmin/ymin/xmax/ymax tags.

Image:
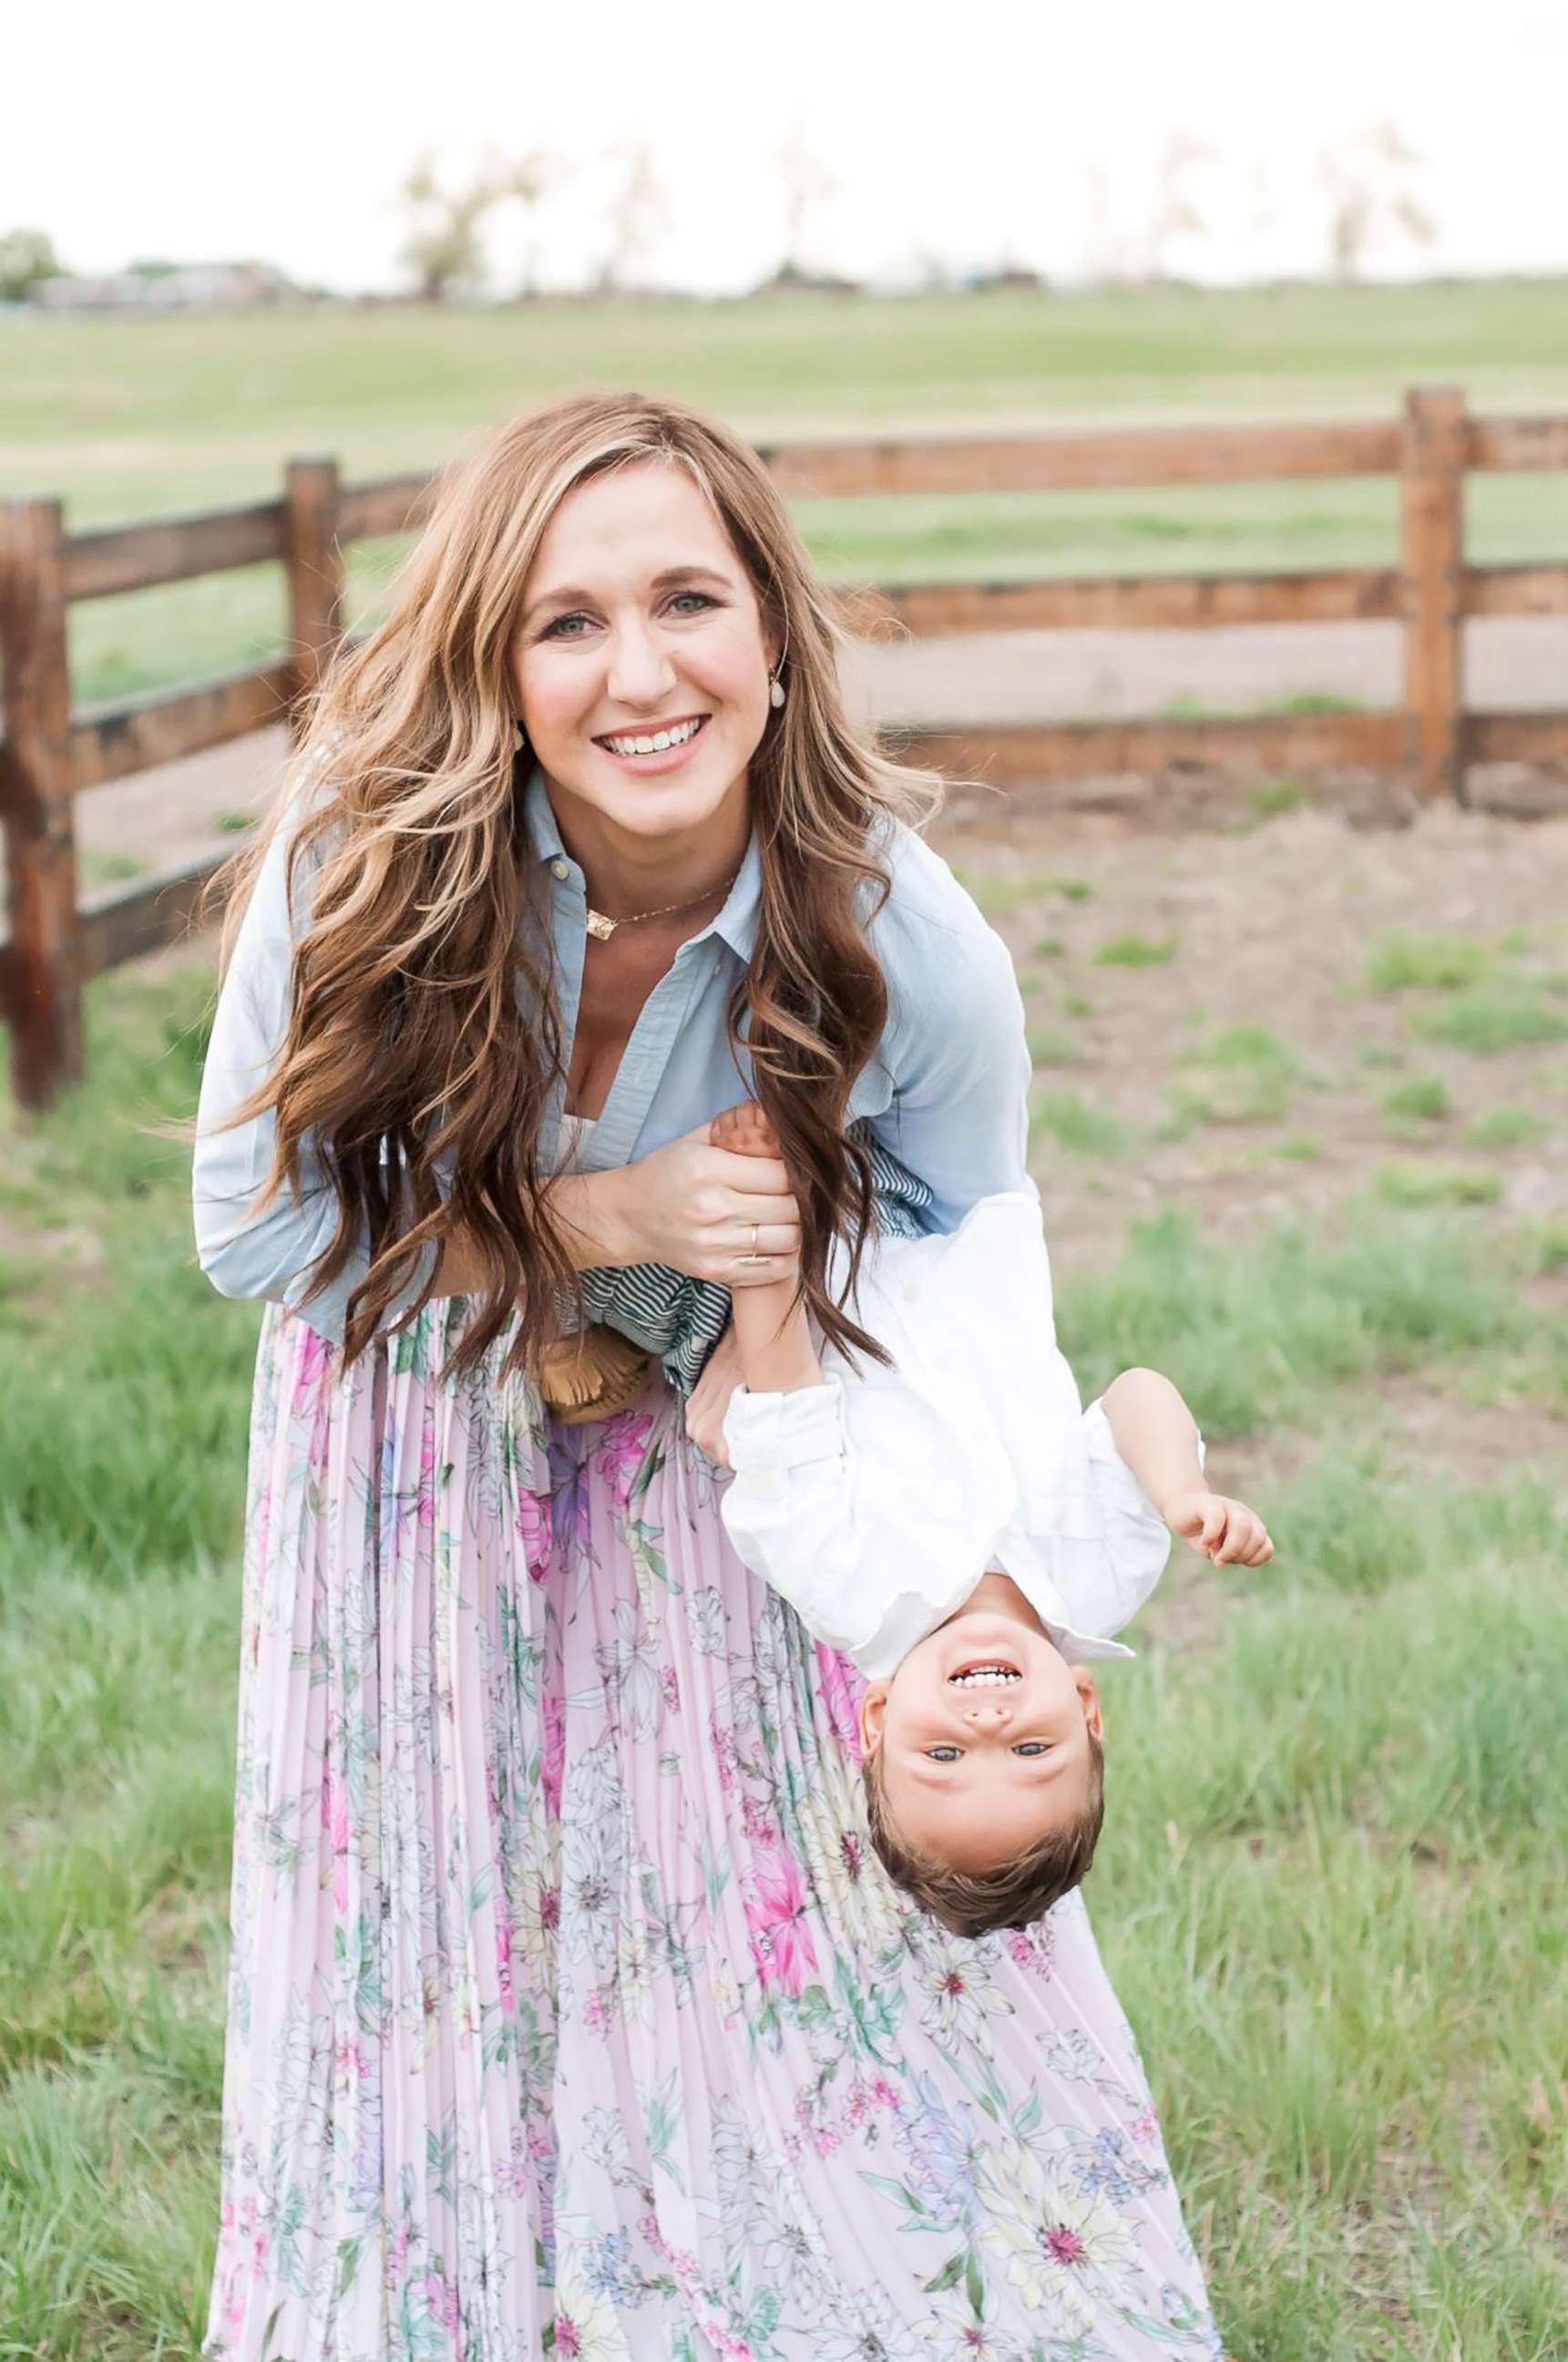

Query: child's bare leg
<box><xmin>710</xmin><ymin>1102</ymin><xmax>823</xmax><ymax>1392</ymax></box>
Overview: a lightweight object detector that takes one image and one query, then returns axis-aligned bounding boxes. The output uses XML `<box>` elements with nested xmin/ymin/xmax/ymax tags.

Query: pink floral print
<box><xmin>206</xmin><ymin>1301</ymin><xmax>1221</xmax><ymax>2361</ymax></box>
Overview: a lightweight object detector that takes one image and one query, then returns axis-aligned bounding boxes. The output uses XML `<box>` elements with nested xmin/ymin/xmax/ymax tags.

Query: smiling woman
<box><xmin>510</xmin><ymin>471</ymin><xmax>774</xmax><ymax>960</ymax></box>
<box><xmin>191</xmin><ymin>389</ymin><xmax>1225</xmax><ymax>2360</ymax></box>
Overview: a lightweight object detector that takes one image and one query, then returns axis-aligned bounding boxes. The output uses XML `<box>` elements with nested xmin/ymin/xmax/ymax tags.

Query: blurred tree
<box><xmin>1142</xmin><ymin>135</ymin><xmax>1216</xmax><ymax>279</ymax></box>
<box><xmin>1082</xmin><ymin>160</ymin><xmax>1127</xmax><ymax>283</ymax></box>
<box><xmin>775</xmin><ymin>117</ymin><xmax>840</xmax><ymax>279</ymax></box>
<box><xmin>400</xmin><ymin>149</ymin><xmax>567</xmax><ymax>303</ymax></box>
<box><xmin>596</xmin><ymin>139</ymin><xmax>671</xmax><ymax>293</ymax></box>
<box><xmin>1318</xmin><ymin>123</ymin><xmax>1437</xmax><ymax>282</ymax></box>
<box><xmin>1081</xmin><ymin>138</ymin><xmax>1215</xmax><ymax>285</ymax></box>
<box><xmin>499</xmin><ymin>149</ymin><xmax>565</xmax><ymax>299</ymax></box>
<box><xmin>0</xmin><ymin>228</ymin><xmax>63</xmax><ymax>301</ymax></box>
<box><xmin>398</xmin><ymin>155</ymin><xmax>495</xmax><ymax>302</ymax></box>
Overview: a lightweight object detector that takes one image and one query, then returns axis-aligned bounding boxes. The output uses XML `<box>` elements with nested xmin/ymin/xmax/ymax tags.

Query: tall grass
<box><xmin>1055</xmin><ymin>1200</ymin><xmax>1531</xmax><ymax>1434</ymax></box>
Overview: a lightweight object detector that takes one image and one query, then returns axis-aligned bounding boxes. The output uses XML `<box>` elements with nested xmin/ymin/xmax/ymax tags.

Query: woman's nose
<box><xmin>607</xmin><ymin>629</ymin><xmax>677</xmax><ymax>708</ymax></box>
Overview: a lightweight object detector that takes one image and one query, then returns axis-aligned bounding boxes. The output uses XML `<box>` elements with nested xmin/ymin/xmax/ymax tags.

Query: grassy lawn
<box><xmin>1</xmin><ymin>941</ymin><xmax>1563</xmax><ymax>2358</ymax></box>
<box><xmin>2</xmin><ymin>280</ymin><xmax>1565</xmax><ymax>703</ymax></box>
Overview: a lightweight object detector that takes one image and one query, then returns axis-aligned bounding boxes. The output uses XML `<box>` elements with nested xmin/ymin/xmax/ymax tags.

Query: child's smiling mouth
<box><xmin>948</xmin><ymin>1659</ymin><xmax>1022</xmax><ymax>1689</ymax></box>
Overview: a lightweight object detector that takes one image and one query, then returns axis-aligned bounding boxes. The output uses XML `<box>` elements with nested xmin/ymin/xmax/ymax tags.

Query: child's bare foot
<box><xmin>710</xmin><ymin>1099</ymin><xmax>779</xmax><ymax>1158</ymax></box>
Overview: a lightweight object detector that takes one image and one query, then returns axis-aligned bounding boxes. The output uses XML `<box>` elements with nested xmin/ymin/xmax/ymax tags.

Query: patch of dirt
<box><xmin>1344</xmin><ymin>1377</ymin><xmax>1568</xmax><ymax>1493</ymax></box>
<box><xmin>932</xmin><ymin>791</ymin><xmax>1568</xmax><ymax>1244</ymax></box>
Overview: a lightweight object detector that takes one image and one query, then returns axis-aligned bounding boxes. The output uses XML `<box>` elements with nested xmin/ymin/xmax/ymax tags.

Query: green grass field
<box><xmin>1</xmin><ymin>931</ymin><xmax>1563</xmax><ymax>2360</ymax></box>
<box><xmin>3</xmin><ymin>280</ymin><xmax>1566</xmax><ymax>704</ymax></box>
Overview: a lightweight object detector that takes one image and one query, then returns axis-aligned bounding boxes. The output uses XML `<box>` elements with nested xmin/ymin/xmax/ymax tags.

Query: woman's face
<box><xmin>511</xmin><ymin>459</ymin><xmax>776</xmax><ymax>854</ymax></box>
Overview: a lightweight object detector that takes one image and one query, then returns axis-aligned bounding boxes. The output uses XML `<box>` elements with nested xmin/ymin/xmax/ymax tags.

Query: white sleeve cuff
<box><xmin>723</xmin><ymin>1370</ymin><xmax>848</xmax><ymax>1474</ymax></box>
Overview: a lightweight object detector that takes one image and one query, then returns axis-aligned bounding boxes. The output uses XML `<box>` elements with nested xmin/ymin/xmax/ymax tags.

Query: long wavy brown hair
<box><xmin>214</xmin><ymin>390</ymin><xmax>943</xmax><ymax>1375</ymax></box>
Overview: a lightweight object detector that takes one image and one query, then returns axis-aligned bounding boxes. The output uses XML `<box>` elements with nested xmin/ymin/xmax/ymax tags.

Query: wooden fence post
<box><xmin>1399</xmin><ymin>385</ymin><xmax>1467</xmax><ymax>802</ymax></box>
<box><xmin>0</xmin><ymin>498</ymin><xmax>82</xmax><ymax>1108</ymax></box>
<box><xmin>284</xmin><ymin>456</ymin><xmax>343</xmax><ymax>734</ymax></box>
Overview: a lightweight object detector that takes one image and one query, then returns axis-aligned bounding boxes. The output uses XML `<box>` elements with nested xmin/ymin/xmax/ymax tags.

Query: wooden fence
<box><xmin>3</xmin><ymin>385</ymin><xmax>1567</xmax><ymax>1106</ymax></box>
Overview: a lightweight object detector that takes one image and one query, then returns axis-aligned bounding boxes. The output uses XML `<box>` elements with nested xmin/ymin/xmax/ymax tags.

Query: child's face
<box><xmin>859</xmin><ymin>1574</ymin><xmax>1102</xmax><ymax>1874</ymax></box>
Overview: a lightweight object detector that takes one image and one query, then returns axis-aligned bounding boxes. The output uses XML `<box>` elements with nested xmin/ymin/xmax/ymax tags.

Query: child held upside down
<box><xmin>705</xmin><ymin>1101</ymin><xmax>1273</xmax><ymax>1938</ymax></box>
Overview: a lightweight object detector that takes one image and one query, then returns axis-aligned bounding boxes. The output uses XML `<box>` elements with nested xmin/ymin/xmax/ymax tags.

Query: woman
<box><xmin>195</xmin><ymin>392</ymin><xmax>1222</xmax><ymax>2358</ymax></box>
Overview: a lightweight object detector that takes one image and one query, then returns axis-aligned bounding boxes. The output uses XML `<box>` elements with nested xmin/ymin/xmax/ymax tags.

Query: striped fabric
<box><xmin>575</xmin><ymin>1123</ymin><xmax>933</xmax><ymax>1395</ymax></box>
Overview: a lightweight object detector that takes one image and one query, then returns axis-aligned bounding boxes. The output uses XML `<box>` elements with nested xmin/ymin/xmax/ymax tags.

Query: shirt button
<box><xmin>551</xmin><ymin>859</ymin><xmax>569</xmax><ymax>880</ymax></box>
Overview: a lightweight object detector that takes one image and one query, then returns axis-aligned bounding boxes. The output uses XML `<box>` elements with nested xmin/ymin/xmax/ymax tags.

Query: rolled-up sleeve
<box><xmin>192</xmin><ymin>802</ymin><xmax>431</xmax><ymax>1341</ymax></box>
<box><xmin>867</xmin><ymin>834</ymin><xmax>1032</xmax><ymax>1229</ymax></box>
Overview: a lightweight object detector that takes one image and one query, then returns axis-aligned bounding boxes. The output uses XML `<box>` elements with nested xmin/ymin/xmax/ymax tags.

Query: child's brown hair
<box><xmin>862</xmin><ymin>1730</ymin><xmax>1105</xmax><ymax>1938</ymax></box>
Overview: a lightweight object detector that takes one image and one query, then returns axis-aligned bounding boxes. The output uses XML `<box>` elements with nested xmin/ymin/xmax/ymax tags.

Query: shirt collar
<box><xmin>523</xmin><ymin>760</ymin><xmax>761</xmax><ymax>965</ymax></box>
<box><xmin>710</xmin><ymin>833</ymin><xmax>762</xmax><ymax>963</ymax></box>
<box><xmin>523</xmin><ymin>762</ymin><xmax>569</xmax><ymax>867</ymax></box>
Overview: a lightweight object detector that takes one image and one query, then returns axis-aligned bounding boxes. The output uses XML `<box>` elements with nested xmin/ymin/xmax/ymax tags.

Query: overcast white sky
<box><xmin>9</xmin><ymin>0</ymin><xmax>1568</xmax><ymax>293</ymax></box>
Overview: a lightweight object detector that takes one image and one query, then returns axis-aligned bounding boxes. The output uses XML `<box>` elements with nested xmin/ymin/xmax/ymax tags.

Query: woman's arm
<box><xmin>430</xmin><ymin>1170</ymin><xmax>639</xmax><ymax>1295</ymax></box>
<box><xmin>691</xmin><ymin>851</ymin><xmax>1033</xmax><ymax>1458</ymax></box>
<box><xmin>868</xmin><ymin>832</ymin><xmax>1033</xmax><ymax>1228</ymax></box>
<box><xmin>432</xmin><ymin>1133</ymin><xmax>804</xmax><ymax>1299</ymax></box>
<box><xmin>199</xmin><ymin>801</ymin><xmax>803</xmax><ymax>1335</ymax></box>
<box><xmin>193</xmin><ymin>796</ymin><xmax>404</xmax><ymax>1344</ymax></box>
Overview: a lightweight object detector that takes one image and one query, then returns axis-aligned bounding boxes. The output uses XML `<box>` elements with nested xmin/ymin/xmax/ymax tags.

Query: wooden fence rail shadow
<box><xmin>3</xmin><ymin>386</ymin><xmax>1567</xmax><ymax>1105</ymax></box>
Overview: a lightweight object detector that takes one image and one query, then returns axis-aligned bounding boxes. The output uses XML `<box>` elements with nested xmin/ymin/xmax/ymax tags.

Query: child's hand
<box><xmin>710</xmin><ymin>1100</ymin><xmax>780</xmax><ymax>1159</ymax></box>
<box><xmin>1161</xmin><ymin>1490</ymin><xmax>1274</xmax><ymax>1567</ymax></box>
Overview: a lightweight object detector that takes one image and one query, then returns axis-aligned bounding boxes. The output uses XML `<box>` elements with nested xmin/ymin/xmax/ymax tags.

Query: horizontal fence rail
<box><xmin>3</xmin><ymin>385</ymin><xmax>1567</xmax><ymax>1105</ymax></box>
<box><xmin>64</xmin><ymin>498</ymin><xmax>291</xmax><ymax>601</ymax></box>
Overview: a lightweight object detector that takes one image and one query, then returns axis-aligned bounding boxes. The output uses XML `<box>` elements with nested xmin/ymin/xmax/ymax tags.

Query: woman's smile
<box><xmin>591</xmin><ymin>711</ymin><xmax>712</xmax><ymax>773</ymax></box>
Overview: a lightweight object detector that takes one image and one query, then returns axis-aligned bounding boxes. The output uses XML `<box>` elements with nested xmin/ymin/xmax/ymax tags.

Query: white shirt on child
<box><xmin>720</xmin><ymin>1190</ymin><xmax>1191</xmax><ymax>1681</ymax></box>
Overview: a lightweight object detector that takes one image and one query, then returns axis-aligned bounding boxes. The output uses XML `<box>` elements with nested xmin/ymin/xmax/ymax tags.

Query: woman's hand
<box><xmin>684</xmin><ymin>1323</ymin><xmax>744</xmax><ymax>1467</ymax></box>
<box><xmin>572</xmin><ymin>1123</ymin><xmax>801</xmax><ymax>1288</ymax></box>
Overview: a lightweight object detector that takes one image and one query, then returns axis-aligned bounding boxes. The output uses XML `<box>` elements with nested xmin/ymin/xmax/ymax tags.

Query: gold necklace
<box><xmin>585</xmin><ymin>867</ymin><xmax>741</xmax><ymax>943</ymax></box>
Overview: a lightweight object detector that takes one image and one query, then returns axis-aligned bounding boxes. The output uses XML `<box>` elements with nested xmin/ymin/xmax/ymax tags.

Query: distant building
<box><xmin>749</xmin><ymin>260</ymin><xmax>863</xmax><ymax>298</ymax></box>
<box><xmin>963</xmin><ymin>264</ymin><xmax>1046</xmax><ymax>293</ymax></box>
<box><xmin>29</xmin><ymin>261</ymin><xmax>301</xmax><ymax>313</ymax></box>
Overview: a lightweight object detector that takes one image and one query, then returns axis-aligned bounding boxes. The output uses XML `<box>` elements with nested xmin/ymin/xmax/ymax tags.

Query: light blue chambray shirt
<box><xmin>192</xmin><ymin>764</ymin><xmax>1032</xmax><ymax>1345</ymax></box>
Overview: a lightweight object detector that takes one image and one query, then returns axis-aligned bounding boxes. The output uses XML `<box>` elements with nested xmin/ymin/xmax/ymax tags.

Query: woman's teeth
<box><xmin>601</xmin><ymin>717</ymin><xmax>704</xmax><ymax>757</ymax></box>
<box><xmin>949</xmin><ymin>1664</ymin><xmax>1021</xmax><ymax>1688</ymax></box>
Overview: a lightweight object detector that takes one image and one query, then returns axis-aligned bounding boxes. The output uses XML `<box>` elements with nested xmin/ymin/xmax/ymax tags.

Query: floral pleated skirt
<box><xmin>206</xmin><ymin>1299</ymin><xmax>1222</xmax><ymax>2362</ymax></box>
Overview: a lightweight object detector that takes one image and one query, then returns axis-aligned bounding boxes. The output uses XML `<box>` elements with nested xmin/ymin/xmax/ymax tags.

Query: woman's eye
<box><xmin>925</xmin><ymin>1745</ymin><xmax>963</xmax><ymax>1763</ymax></box>
<box><xmin>1012</xmin><ymin>1741</ymin><xmax>1050</xmax><ymax>1757</ymax></box>
<box><xmin>540</xmin><ymin>593</ymin><xmax>714</xmax><ymax>641</ymax></box>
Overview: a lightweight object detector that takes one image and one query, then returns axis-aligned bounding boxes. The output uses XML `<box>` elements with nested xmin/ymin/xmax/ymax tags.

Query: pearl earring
<box><xmin>769</xmin><ymin>672</ymin><xmax>786</xmax><ymax>710</ymax></box>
